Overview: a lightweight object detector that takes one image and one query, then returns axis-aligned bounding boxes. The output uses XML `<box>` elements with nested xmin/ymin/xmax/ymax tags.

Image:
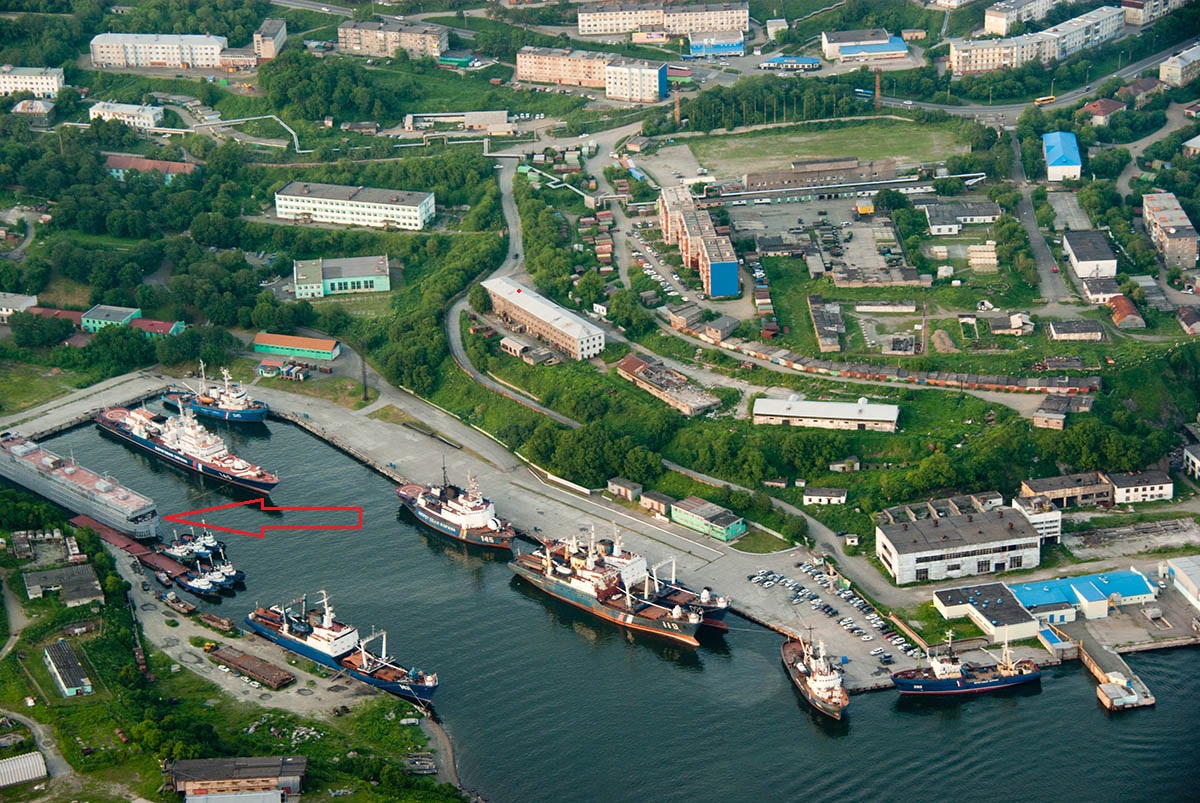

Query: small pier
<box><xmin>1049</xmin><ymin>623</ymin><xmax>1156</xmax><ymax>711</ymax></box>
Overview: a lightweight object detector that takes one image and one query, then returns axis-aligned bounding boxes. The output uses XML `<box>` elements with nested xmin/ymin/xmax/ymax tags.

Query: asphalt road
<box><xmin>1008</xmin><ymin>130</ymin><xmax>1071</xmax><ymax>302</ymax></box>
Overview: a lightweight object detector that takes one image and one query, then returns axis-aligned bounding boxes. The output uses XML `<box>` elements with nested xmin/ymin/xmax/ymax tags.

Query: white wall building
<box><xmin>1123</xmin><ymin>0</ymin><xmax>1190</xmax><ymax>26</ymax></box>
<box><xmin>1106</xmin><ymin>470</ymin><xmax>1173</xmax><ymax>504</ymax></box>
<box><xmin>803</xmin><ymin>488</ymin><xmax>847</xmax><ymax>505</ymax></box>
<box><xmin>876</xmin><ymin>509</ymin><xmax>1042</xmax><ymax>585</ymax></box>
<box><xmin>1160</xmin><ymin>43</ymin><xmax>1200</xmax><ymax>87</ymax></box>
<box><xmin>0</xmin><ymin>65</ymin><xmax>64</xmax><ymax>98</ymax></box>
<box><xmin>0</xmin><ymin>292</ymin><xmax>37</xmax><ymax>324</ymax></box>
<box><xmin>482</xmin><ymin>276</ymin><xmax>605</xmax><ymax>360</ymax></box>
<box><xmin>275</xmin><ymin>181</ymin><xmax>434</xmax><ymax>230</ymax></box>
<box><xmin>604</xmin><ymin>59</ymin><xmax>666</xmax><ymax>102</ymax></box>
<box><xmin>89</xmin><ymin>101</ymin><xmax>164</xmax><ymax>130</ymax></box>
<box><xmin>253</xmin><ymin>19</ymin><xmax>288</xmax><ymax>61</ymax></box>
<box><xmin>951</xmin><ymin>6</ymin><xmax>1123</xmax><ymax>74</ymax></box>
<box><xmin>1063</xmin><ymin>230</ymin><xmax>1118</xmax><ymax>278</ymax></box>
<box><xmin>985</xmin><ymin>0</ymin><xmax>1063</xmax><ymax>36</ymax></box>
<box><xmin>577</xmin><ymin>2</ymin><xmax>749</xmax><ymax>36</ymax></box>
<box><xmin>89</xmin><ymin>33</ymin><xmax>228</xmax><ymax>69</ymax></box>
<box><xmin>1166</xmin><ymin>554</ymin><xmax>1200</xmax><ymax>612</ymax></box>
<box><xmin>1184</xmin><ymin>444</ymin><xmax>1200</xmax><ymax>480</ymax></box>
<box><xmin>752</xmin><ymin>397</ymin><xmax>899</xmax><ymax>432</ymax></box>
<box><xmin>1011</xmin><ymin>495</ymin><xmax>1062</xmax><ymax>543</ymax></box>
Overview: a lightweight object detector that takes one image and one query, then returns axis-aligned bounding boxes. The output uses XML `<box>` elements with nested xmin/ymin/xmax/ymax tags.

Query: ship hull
<box><xmin>162</xmin><ymin>392</ymin><xmax>269</xmax><ymax>423</ymax></box>
<box><xmin>0</xmin><ymin>449</ymin><xmax>159</xmax><ymax>539</ymax></box>
<box><xmin>509</xmin><ymin>559</ymin><xmax>701</xmax><ymax>647</ymax></box>
<box><xmin>781</xmin><ymin>641</ymin><xmax>848</xmax><ymax>721</ymax></box>
<box><xmin>244</xmin><ymin>616</ymin><xmax>346</xmax><ymax>669</ymax></box>
<box><xmin>97</xmin><ymin>417</ymin><xmax>278</xmax><ymax>494</ymax></box>
<box><xmin>892</xmin><ymin>671</ymin><xmax>1042</xmax><ymax>695</ymax></box>
<box><xmin>399</xmin><ymin>496</ymin><xmax>514</xmax><ymax>550</ymax></box>
<box><xmin>340</xmin><ymin>664</ymin><xmax>438</xmax><ymax>704</ymax></box>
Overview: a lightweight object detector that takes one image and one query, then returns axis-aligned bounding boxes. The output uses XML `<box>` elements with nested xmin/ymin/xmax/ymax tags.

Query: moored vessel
<box><xmin>396</xmin><ymin>470</ymin><xmax>516</xmax><ymax>550</ymax></box>
<box><xmin>162</xmin><ymin>361</ymin><xmax>269</xmax><ymax>422</ymax></box>
<box><xmin>95</xmin><ymin>406</ymin><xmax>279</xmax><ymax>494</ymax></box>
<box><xmin>509</xmin><ymin>534</ymin><xmax>704</xmax><ymax>647</ymax></box>
<box><xmin>0</xmin><ymin>432</ymin><xmax>159</xmax><ymax>540</ymax></box>
<box><xmin>890</xmin><ymin>633</ymin><xmax>1041</xmax><ymax>695</ymax></box>
<box><xmin>781</xmin><ymin>636</ymin><xmax>849</xmax><ymax>721</ymax></box>
<box><xmin>244</xmin><ymin>590</ymin><xmax>437</xmax><ymax>704</ymax></box>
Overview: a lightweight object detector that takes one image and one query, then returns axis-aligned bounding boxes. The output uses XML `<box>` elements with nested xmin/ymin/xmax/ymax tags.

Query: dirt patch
<box><xmin>1064</xmin><ymin>518</ymin><xmax>1200</xmax><ymax>560</ymax></box>
<box><xmin>931</xmin><ymin>330</ymin><xmax>959</xmax><ymax>353</ymax></box>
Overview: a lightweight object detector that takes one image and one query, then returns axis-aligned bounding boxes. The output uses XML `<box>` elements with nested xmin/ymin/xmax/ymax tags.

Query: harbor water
<box><xmin>33</xmin><ymin>410</ymin><xmax>1200</xmax><ymax>803</ymax></box>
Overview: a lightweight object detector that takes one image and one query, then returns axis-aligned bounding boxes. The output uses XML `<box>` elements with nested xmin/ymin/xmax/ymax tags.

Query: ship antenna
<box><xmin>441</xmin><ymin>455</ymin><xmax>448</xmax><ymax>488</ymax></box>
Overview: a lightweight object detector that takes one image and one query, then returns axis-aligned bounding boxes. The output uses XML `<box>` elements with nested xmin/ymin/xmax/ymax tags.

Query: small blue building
<box><xmin>758</xmin><ymin>55</ymin><xmax>820</xmax><ymax>71</ymax></box>
<box><xmin>1042</xmin><ymin>131</ymin><xmax>1081</xmax><ymax>182</ymax></box>
<box><xmin>688</xmin><ymin>30</ymin><xmax>744</xmax><ymax>58</ymax></box>
<box><xmin>1009</xmin><ymin>569</ymin><xmax>1156</xmax><ymax>622</ymax></box>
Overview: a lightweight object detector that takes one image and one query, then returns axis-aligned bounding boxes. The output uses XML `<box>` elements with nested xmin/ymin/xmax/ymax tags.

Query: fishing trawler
<box><xmin>396</xmin><ymin>470</ymin><xmax>516</xmax><ymax>550</ymax></box>
<box><xmin>890</xmin><ymin>633</ymin><xmax>1041</xmax><ymax>695</ymax></box>
<box><xmin>782</xmin><ymin>636</ymin><xmax>849</xmax><ymax>720</ymax></box>
<box><xmin>162</xmin><ymin>361</ymin><xmax>269</xmax><ymax>422</ymax></box>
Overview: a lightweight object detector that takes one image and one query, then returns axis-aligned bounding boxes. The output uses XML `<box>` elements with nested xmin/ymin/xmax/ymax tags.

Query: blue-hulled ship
<box><xmin>396</xmin><ymin>471</ymin><xmax>516</xmax><ymax>550</ymax></box>
<box><xmin>96</xmin><ymin>406</ymin><xmax>279</xmax><ymax>494</ymax></box>
<box><xmin>162</xmin><ymin>361</ymin><xmax>269</xmax><ymax>423</ymax></box>
<box><xmin>245</xmin><ymin>590</ymin><xmax>438</xmax><ymax>705</ymax></box>
<box><xmin>890</xmin><ymin>634</ymin><xmax>1041</xmax><ymax>695</ymax></box>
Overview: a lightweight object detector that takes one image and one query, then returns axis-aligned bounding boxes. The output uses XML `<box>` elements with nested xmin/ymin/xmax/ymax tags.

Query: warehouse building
<box><xmin>88</xmin><ymin>101</ymin><xmax>163</xmax><ymax>130</ymax></box>
<box><xmin>1047</xmin><ymin>320</ymin><xmax>1105</xmax><ymax>341</ymax></box>
<box><xmin>743</xmin><ymin>157</ymin><xmax>896</xmax><ymax>192</ymax></box>
<box><xmin>876</xmin><ymin>508</ymin><xmax>1042</xmax><ymax>585</ymax></box>
<box><xmin>275</xmin><ymin>181</ymin><xmax>434</xmax><ymax>230</ymax></box>
<box><xmin>1043</xmin><ymin>132</ymin><xmax>1081</xmax><ymax>182</ymax></box>
<box><xmin>614</xmin><ymin>353</ymin><xmax>719</xmax><ymax>415</ymax></box>
<box><xmin>23</xmin><ymin>565</ymin><xmax>103</xmax><ymax>607</ymax></box>
<box><xmin>483</xmin><ymin>276</ymin><xmax>605</xmax><ymax>360</ymax></box>
<box><xmin>1142</xmin><ymin>192</ymin><xmax>1198</xmax><ymax>269</ymax></box>
<box><xmin>1020</xmin><ymin>472</ymin><xmax>1111</xmax><ymax>508</ymax></box>
<box><xmin>337</xmin><ymin>19</ymin><xmax>448</xmax><ymax>59</ymax></box>
<box><xmin>0</xmin><ymin>752</ymin><xmax>48</xmax><ymax>790</ymax></box>
<box><xmin>292</xmin><ymin>255</ymin><xmax>390</xmax><ymax>299</ymax></box>
<box><xmin>1063</xmin><ymin>230</ymin><xmax>1117</xmax><ymax>278</ymax></box>
<box><xmin>166</xmin><ymin>756</ymin><xmax>307</xmax><ymax>797</ymax></box>
<box><xmin>1106</xmin><ymin>470</ymin><xmax>1173</xmax><ymax>504</ymax></box>
<box><xmin>1081</xmin><ymin>277</ymin><xmax>1122</xmax><ymax>304</ymax></box>
<box><xmin>752</xmin><ymin>397</ymin><xmax>899</xmax><ymax>432</ymax></box>
<box><xmin>1160</xmin><ymin>42</ymin><xmax>1200</xmax><ymax>87</ymax></box>
<box><xmin>920</xmin><ymin>201</ymin><xmax>1002</xmax><ymax>235</ymax></box>
<box><xmin>1108</xmin><ymin>294</ymin><xmax>1146</xmax><ymax>329</ymax></box>
<box><xmin>1010</xmin><ymin>569</ymin><xmax>1157</xmax><ymax>621</ymax></box>
<box><xmin>1166</xmin><ymin>555</ymin><xmax>1200</xmax><ymax>612</ymax></box>
<box><xmin>89</xmin><ymin>33</ymin><xmax>227</xmax><ymax>68</ymax></box>
<box><xmin>0</xmin><ymin>65</ymin><xmax>64</xmax><ymax>98</ymax></box>
<box><xmin>933</xmin><ymin>583</ymin><xmax>1041</xmax><ymax>641</ymax></box>
<box><xmin>252</xmin><ymin>332</ymin><xmax>341</xmax><ymax>361</ymax></box>
<box><xmin>44</xmin><ymin>639</ymin><xmax>93</xmax><ymax>696</ymax></box>
<box><xmin>670</xmin><ymin>495</ymin><xmax>746</xmax><ymax>541</ymax></box>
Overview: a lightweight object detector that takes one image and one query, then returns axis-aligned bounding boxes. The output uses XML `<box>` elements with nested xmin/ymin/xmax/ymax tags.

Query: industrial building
<box><xmin>0</xmin><ymin>292</ymin><xmax>37</xmax><ymax>325</ymax></box>
<box><xmin>614</xmin><ymin>353</ymin><xmax>719</xmax><ymax>415</ymax></box>
<box><xmin>253</xmin><ymin>18</ymin><xmax>288</xmax><ymax>61</ymax></box>
<box><xmin>252</xmin><ymin>332</ymin><xmax>341</xmax><ymax>361</ymax></box>
<box><xmin>292</xmin><ymin>255</ymin><xmax>390</xmax><ymax>299</ymax></box>
<box><xmin>670</xmin><ymin>495</ymin><xmax>746</xmax><ymax>541</ymax></box>
<box><xmin>950</xmin><ymin>6</ymin><xmax>1123</xmax><ymax>74</ymax></box>
<box><xmin>604</xmin><ymin>59</ymin><xmax>667</xmax><ymax>102</ymax></box>
<box><xmin>23</xmin><ymin>565</ymin><xmax>103</xmax><ymax>607</ymax></box>
<box><xmin>1020</xmin><ymin>472</ymin><xmax>1111</xmax><ymax>508</ymax></box>
<box><xmin>336</xmin><ymin>19</ymin><xmax>448</xmax><ymax>59</ymax></box>
<box><xmin>1122</xmin><ymin>0</ymin><xmax>1190</xmax><ymax>25</ymax></box>
<box><xmin>1108</xmin><ymin>294</ymin><xmax>1146</xmax><ymax>329</ymax></box>
<box><xmin>607</xmin><ymin>477</ymin><xmax>642</xmax><ymax>500</ymax></box>
<box><xmin>743</xmin><ymin>157</ymin><xmax>896</xmax><ymax>193</ymax></box>
<box><xmin>688</xmin><ymin>30</ymin><xmax>745</xmax><ymax>58</ymax></box>
<box><xmin>752</xmin><ymin>397</ymin><xmax>899</xmax><ymax>432</ymax></box>
<box><xmin>44</xmin><ymin>639</ymin><xmax>93</xmax><ymax>696</ymax></box>
<box><xmin>166</xmin><ymin>756</ymin><xmax>307</xmax><ymax>797</ymax></box>
<box><xmin>0</xmin><ymin>65</ymin><xmax>64</xmax><ymax>98</ymax></box>
<box><xmin>875</xmin><ymin>508</ymin><xmax>1042</xmax><ymax>585</ymax></box>
<box><xmin>933</xmin><ymin>583</ymin><xmax>1041</xmax><ymax>641</ymax></box>
<box><xmin>1166</xmin><ymin>554</ymin><xmax>1200</xmax><ymax>612</ymax></box>
<box><xmin>920</xmin><ymin>201</ymin><xmax>1002</xmax><ymax>235</ymax></box>
<box><xmin>1082</xmin><ymin>277</ymin><xmax>1122</xmax><ymax>304</ymax></box>
<box><xmin>516</xmin><ymin>47</ymin><xmax>612</xmax><ymax>89</ymax></box>
<box><xmin>1009</xmin><ymin>570</ymin><xmax>1157</xmax><ymax>622</ymax></box>
<box><xmin>482</xmin><ymin>276</ymin><xmax>605</xmax><ymax>360</ymax></box>
<box><xmin>1160</xmin><ymin>42</ymin><xmax>1200</xmax><ymax>87</ymax></box>
<box><xmin>1063</xmin><ymin>230</ymin><xmax>1117</xmax><ymax>277</ymax></box>
<box><xmin>576</xmin><ymin>2</ymin><xmax>750</xmax><ymax>36</ymax></box>
<box><xmin>1042</xmin><ymin>132</ymin><xmax>1081</xmax><ymax>181</ymax></box>
<box><xmin>88</xmin><ymin>101</ymin><xmax>163</xmax><ymax>130</ymax></box>
<box><xmin>0</xmin><ymin>752</ymin><xmax>48</xmax><ymax>790</ymax></box>
<box><xmin>275</xmin><ymin>181</ymin><xmax>435</xmax><ymax>230</ymax></box>
<box><xmin>89</xmin><ymin>32</ymin><xmax>227</xmax><ymax>68</ymax></box>
<box><xmin>1142</xmin><ymin>192</ymin><xmax>1198</xmax><ymax>269</ymax></box>
<box><xmin>1047</xmin><ymin>320</ymin><xmax>1105</xmax><ymax>341</ymax></box>
<box><xmin>1011</xmin><ymin>495</ymin><xmax>1062</xmax><ymax>542</ymax></box>
<box><xmin>1106</xmin><ymin>470</ymin><xmax>1173</xmax><ymax>504</ymax></box>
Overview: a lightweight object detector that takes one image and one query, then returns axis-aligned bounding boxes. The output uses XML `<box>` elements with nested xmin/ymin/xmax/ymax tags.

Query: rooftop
<box><xmin>921</xmin><ymin>201</ymin><xmax>1001</xmax><ymax>225</ymax></box>
<box><xmin>482</xmin><ymin>276</ymin><xmax>605</xmax><ymax>343</ymax></box>
<box><xmin>130</xmin><ymin>318</ymin><xmax>180</xmax><ymax>335</ymax></box>
<box><xmin>1105</xmin><ymin>469</ymin><xmax>1171</xmax><ymax>489</ymax></box>
<box><xmin>1063</xmin><ymin>230</ymin><xmax>1115</xmax><ymax>263</ymax></box>
<box><xmin>1009</xmin><ymin>570</ymin><xmax>1155</xmax><ymax>609</ymax></box>
<box><xmin>1042</xmin><ymin>131</ymin><xmax>1081</xmax><ymax>167</ymax></box>
<box><xmin>673</xmin><ymin>495</ymin><xmax>742</xmax><ymax>525</ymax></box>
<box><xmin>933</xmin><ymin>582</ymin><xmax>1036</xmax><ymax>629</ymax></box>
<box><xmin>167</xmin><ymin>756</ymin><xmax>308</xmax><ymax>784</ymax></box>
<box><xmin>1081</xmin><ymin>97</ymin><xmax>1126</xmax><ymax>116</ymax></box>
<box><xmin>24</xmin><ymin>564</ymin><xmax>103</xmax><ymax>605</ymax></box>
<box><xmin>0</xmin><ymin>64</ymin><xmax>64</xmax><ymax>78</ymax></box>
<box><xmin>294</xmin><ymin>255</ymin><xmax>388</xmax><ymax>285</ymax></box>
<box><xmin>257</xmin><ymin>18</ymin><xmax>286</xmax><ymax>36</ymax></box>
<box><xmin>252</xmin><ymin>332</ymin><xmax>339</xmax><ymax>351</ymax></box>
<box><xmin>1022</xmin><ymin>471</ymin><xmax>1104</xmax><ymax>493</ymax></box>
<box><xmin>44</xmin><ymin>639</ymin><xmax>91</xmax><ymax>690</ymax></box>
<box><xmin>91</xmin><ymin>32</ymin><xmax>227</xmax><ymax>46</ymax></box>
<box><xmin>276</xmin><ymin>181</ymin><xmax>431</xmax><ymax>208</ymax></box>
<box><xmin>105</xmin><ymin>154</ymin><xmax>195</xmax><ymax>176</ymax></box>
<box><xmin>878</xmin><ymin>508</ymin><xmax>1040</xmax><ymax>556</ymax></box>
<box><xmin>823</xmin><ymin>28</ymin><xmax>889</xmax><ymax>44</ymax></box>
<box><xmin>1048</xmin><ymin>319</ymin><xmax>1104</xmax><ymax>335</ymax></box>
<box><xmin>82</xmin><ymin>304</ymin><xmax>139</xmax><ymax>323</ymax></box>
<box><xmin>839</xmin><ymin>36</ymin><xmax>907</xmax><ymax>56</ymax></box>
<box><xmin>753</xmin><ymin>397</ymin><xmax>900</xmax><ymax>424</ymax></box>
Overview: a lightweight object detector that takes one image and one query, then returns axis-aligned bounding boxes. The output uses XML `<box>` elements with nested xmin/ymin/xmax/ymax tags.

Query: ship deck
<box><xmin>3</xmin><ymin>436</ymin><xmax>155</xmax><ymax>516</ymax></box>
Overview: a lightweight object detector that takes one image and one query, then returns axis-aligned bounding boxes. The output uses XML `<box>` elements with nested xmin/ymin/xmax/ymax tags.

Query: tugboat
<box><xmin>396</xmin><ymin>469</ymin><xmax>516</xmax><ymax>549</ymax></box>
<box><xmin>245</xmin><ymin>590</ymin><xmax>438</xmax><ymax>705</ymax></box>
<box><xmin>96</xmin><ymin>406</ymin><xmax>279</xmax><ymax>494</ymax></box>
<box><xmin>155</xmin><ymin>571</ymin><xmax>173</xmax><ymax>588</ymax></box>
<box><xmin>177</xmin><ymin>573</ymin><xmax>221</xmax><ymax>601</ymax></box>
<box><xmin>162</xmin><ymin>361</ymin><xmax>269</xmax><ymax>422</ymax></box>
<box><xmin>782</xmin><ymin>635</ymin><xmax>849</xmax><ymax>721</ymax></box>
<box><xmin>509</xmin><ymin>533</ymin><xmax>705</xmax><ymax>647</ymax></box>
<box><xmin>890</xmin><ymin>633</ymin><xmax>1041</xmax><ymax>695</ymax></box>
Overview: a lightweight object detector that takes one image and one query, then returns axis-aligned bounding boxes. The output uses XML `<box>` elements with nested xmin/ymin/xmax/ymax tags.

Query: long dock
<box><xmin>1052</xmin><ymin>623</ymin><xmax>1156</xmax><ymax>711</ymax></box>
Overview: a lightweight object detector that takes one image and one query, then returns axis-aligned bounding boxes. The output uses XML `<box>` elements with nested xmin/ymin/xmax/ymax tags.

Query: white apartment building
<box><xmin>1160</xmin><ymin>43</ymin><xmax>1200</xmax><ymax>87</ymax></box>
<box><xmin>604</xmin><ymin>59</ymin><xmax>666</xmax><ymax>102</ymax></box>
<box><xmin>1122</xmin><ymin>0</ymin><xmax>1191</xmax><ymax>26</ymax></box>
<box><xmin>516</xmin><ymin>47</ymin><xmax>612</xmax><ymax>88</ymax></box>
<box><xmin>0</xmin><ymin>65</ymin><xmax>65</xmax><ymax>99</ymax></box>
<box><xmin>253</xmin><ymin>19</ymin><xmax>287</xmax><ymax>61</ymax></box>
<box><xmin>482</xmin><ymin>276</ymin><xmax>605</xmax><ymax>360</ymax></box>
<box><xmin>88</xmin><ymin>101</ymin><xmax>164</xmax><ymax>130</ymax></box>
<box><xmin>89</xmin><ymin>33</ymin><xmax>227</xmax><ymax>69</ymax></box>
<box><xmin>984</xmin><ymin>0</ymin><xmax>1062</xmax><ymax>36</ymax></box>
<box><xmin>1040</xmin><ymin>5</ymin><xmax>1124</xmax><ymax>59</ymax></box>
<box><xmin>577</xmin><ymin>2</ymin><xmax>749</xmax><ymax>36</ymax></box>
<box><xmin>950</xmin><ymin>6</ymin><xmax>1123</xmax><ymax>73</ymax></box>
<box><xmin>336</xmin><ymin>19</ymin><xmax>448</xmax><ymax>59</ymax></box>
<box><xmin>275</xmin><ymin>181</ymin><xmax>435</xmax><ymax>230</ymax></box>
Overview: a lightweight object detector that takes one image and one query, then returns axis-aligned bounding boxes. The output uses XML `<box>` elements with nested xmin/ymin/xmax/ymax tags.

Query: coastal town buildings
<box><xmin>88</xmin><ymin>101</ymin><xmax>163</xmax><ymax>130</ymax></box>
<box><xmin>89</xmin><ymin>33</ymin><xmax>227</xmax><ymax>68</ymax></box>
<box><xmin>984</xmin><ymin>0</ymin><xmax>1064</xmax><ymax>35</ymax></box>
<box><xmin>752</xmin><ymin>397</ymin><xmax>900</xmax><ymax>432</ymax></box>
<box><xmin>820</xmin><ymin>29</ymin><xmax>908</xmax><ymax>62</ymax></box>
<box><xmin>657</xmin><ymin>185</ymin><xmax>738</xmax><ymax>297</ymax></box>
<box><xmin>576</xmin><ymin>2</ymin><xmax>749</xmax><ymax>36</ymax></box>
<box><xmin>876</xmin><ymin>508</ymin><xmax>1042</xmax><ymax>585</ymax></box>
<box><xmin>0</xmin><ymin>65</ymin><xmax>64</xmax><ymax>98</ymax></box>
<box><xmin>1122</xmin><ymin>0</ymin><xmax>1191</xmax><ymax>25</ymax></box>
<box><xmin>482</xmin><ymin>276</ymin><xmax>605</xmax><ymax>360</ymax></box>
<box><xmin>950</xmin><ymin>6</ymin><xmax>1123</xmax><ymax>74</ymax></box>
<box><xmin>1142</xmin><ymin>192</ymin><xmax>1198</xmax><ymax>268</ymax></box>
<box><xmin>604</xmin><ymin>59</ymin><xmax>668</xmax><ymax>102</ymax></box>
<box><xmin>275</xmin><ymin>181</ymin><xmax>435</xmax><ymax>230</ymax></box>
<box><xmin>292</xmin><ymin>255</ymin><xmax>391</xmax><ymax>299</ymax></box>
<box><xmin>336</xmin><ymin>19</ymin><xmax>448</xmax><ymax>59</ymax></box>
<box><xmin>516</xmin><ymin>47</ymin><xmax>611</xmax><ymax>89</ymax></box>
<box><xmin>1160</xmin><ymin>42</ymin><xmax>1200</xmax><ymax>87</ymax></box>
<box><xmin>1063</xmin><ymin>230</ymin><xmax>1117</xmax><ymax>278</ymax></box>
<box><xmin>614</xmin><ymin>353</ymin><xmax>719</xmax><ymax>415</ymax></box>
<box><xmin>1043</xmin><ymin>132</ymin><xmax>1082</xmax><ymax>181</ymax></box>
<box><xmin>0</xmin><ymin>292</ymin><xmax>37</xmax><ymax>325</ymax></box>
<box><xmin>253</xmin><ymin>18</ymin><xmax>288</xmax><ymax>61</ymax></box>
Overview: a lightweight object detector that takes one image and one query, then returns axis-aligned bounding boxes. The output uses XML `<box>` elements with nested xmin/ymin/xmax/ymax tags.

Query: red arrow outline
<box><xmin>162</xmin><ymin>498</ymin><xmax>363</xmax><ymax>539</ymax></box>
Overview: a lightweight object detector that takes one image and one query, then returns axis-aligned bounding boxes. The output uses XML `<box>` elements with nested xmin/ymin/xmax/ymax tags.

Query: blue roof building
<box><xmin>688</xmin><ymin>30</ymin><xmax>744</xmax><ymax>58</ymax></box>
<box><xmin>1042</xmin><ymin>131</ymin><xmax>1081</xmax><ymax>181</ymax></box>
<box><xmin>1009</xmin><ymin>569</ymin><xmax>1156</xmax><ymax>622</ymax></box>
<box><xmin>838</xmin><ymin>36</ymin><xmax>908</xmax><ymax>62</ymax></box>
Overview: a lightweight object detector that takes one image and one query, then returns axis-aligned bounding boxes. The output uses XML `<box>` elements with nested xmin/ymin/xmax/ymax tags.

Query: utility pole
<box><xmin>874</xmin><ymin>67</ymin><xmax>881</xmax><ymax>112</ymax></box>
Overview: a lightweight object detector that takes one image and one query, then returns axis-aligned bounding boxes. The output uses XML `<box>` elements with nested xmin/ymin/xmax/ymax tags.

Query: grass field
<box><xmin>257</xmin><ymin>376</ymin><xmax>378</xmax><ymax>409</ymax></box>
<box><xmin>367</xmin><ymin>404</ymin><xmax>420</xmax><ymax>426</ymax></box>
<box><xmin>688</xmin><ymin>121</ymin><xmax>968</xmax><ymax>175</ymax></box>
<box><xmin>0</xmin><ymin>363</ymin><xmax>82</xmax><ymax>415</ymax></box>
<box><xmin>731</xmin><ymin>528</ymin><xmax>790</xmax><ymax>554</ymax></box>
<box><xmin>37</xmin><ymin>274</ymin><xmax>95</xmax><ymax>308</ymax></box>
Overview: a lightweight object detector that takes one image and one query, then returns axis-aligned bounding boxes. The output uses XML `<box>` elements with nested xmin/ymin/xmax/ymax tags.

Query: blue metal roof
<box><xmin>1010</xmin><ymin>570</ymin><xmax>1154</xmax><ymax>609</ymax></box>
<box><xmin>1042</xmin><ymin>131</ymin><xmax>1081</xmax><ymax>167</ymax></box>
<box><xmin>762</xmin><ymin>55</ymin><xmax>819</xmax><ymax>65</ymax></box>
<box><xmin>840</xmin><ymin>36</ymin><xmax>908</xmax><ymax>57</ymax></box>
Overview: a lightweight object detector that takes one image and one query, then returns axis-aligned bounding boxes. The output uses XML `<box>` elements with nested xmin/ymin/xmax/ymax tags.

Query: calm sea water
<box><xmin>36</xmin><ymin>409</ymin><xmax>1200</xmax><ymax>803</ymax></box>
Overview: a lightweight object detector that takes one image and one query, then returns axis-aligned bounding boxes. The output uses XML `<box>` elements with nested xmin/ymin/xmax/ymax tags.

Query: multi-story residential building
<box><xmin>752</xmin><ymin>398</ymin><xmax>900</xmax><ymax>432</ymax></box>
<box><xmin>0</xmin><ymin>65</ymin><xmax>64</xmax><ymax>98</ymax></box>
<box><xmin>88</xmin><ymin>101</ymin><xmax>164</xmax><ymax>130</ymax></box>
<box><xmin>656</xmin><ymin>185</ymin><xmax>738</xmax><ymax>297</ymax></box>
<box><xmin>275</xmin><ymin>181</ymin><xmax>435</xmax><ymax>230</ymax></box>
<box><xmin>984</xmin><ymin>0</ymin><xmax>1062</xmax><ymax>36</ymax></box>
<box><xmin>89</xmin><ymin>33</ymin><xmax>227</xmax><ymax>69</ymax></box>
<box><xmin>1142</xmin><ymin>192</ymin><xmax>1198</xmax><ymax>268</ymax></box>
<box><xmin>253</xmin><ymin>18</ymin><xmax>287</xmax><ymax>61</ymax></box>
<box><xmin>577</xmin><ymin>2</ymin><xmax>749</xmax><ymax>36</ymax></box>
<box><xmin>10</xmin><ymin>98</ymin><xmax>55</xmax><ymax>125</ymax></box>
<box><xmin>1160</xmin><ymin>43</ymin><xmax>1200</xmax><ymax>87</ymax></box>
<box><xmin>516</xmin><ymin>47</ymin><xmax>611</xmax><ymax>88</ymax></box>
<box><xmin>292</xmin><ymin>255</ymin><xmax>391</xmax><ymax>299</ymax></box>
<box><xmin>336</xmin><ymin>19</ymin><xmax>448</xmax><ymax>59</ymax></box>
<box><xmin>604</xmin><ymin>59</ymin><xmax>667</xmax><ymax>102</ymax></box>
<box><xmin>1122</xmin><ymin>0</ymin><xmax>1191</xmax><ymax>26</ymax></box>
<box><xmin>698</xmin><ymin>235</ymin><xmax>738</xmax><ymax>298</ymax></box>
<box><xmin>876</xmin><ymin>509</ymin><xmax>1042</xmax><ymax>585</ymax></box>
<box><xmin>950</xmin><ymin>6</ymin><xmax>1123</xmax><ymax>74</ymax></box>
<box><xmin>482</xmin><ymin>276</ymin><xmax>605</xmax><ymax>360</ymax></box>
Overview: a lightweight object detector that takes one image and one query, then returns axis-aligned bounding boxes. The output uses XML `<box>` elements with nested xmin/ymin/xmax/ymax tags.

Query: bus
<box><xmin>854</xmin><ymin>88</ymin><xmax>874</xmax><ymax>99</ymax></box>
<box><xmin>1033</xmin><ymin>95</ymin><xmax>1056</xmax><ymax>106</ymax></box>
